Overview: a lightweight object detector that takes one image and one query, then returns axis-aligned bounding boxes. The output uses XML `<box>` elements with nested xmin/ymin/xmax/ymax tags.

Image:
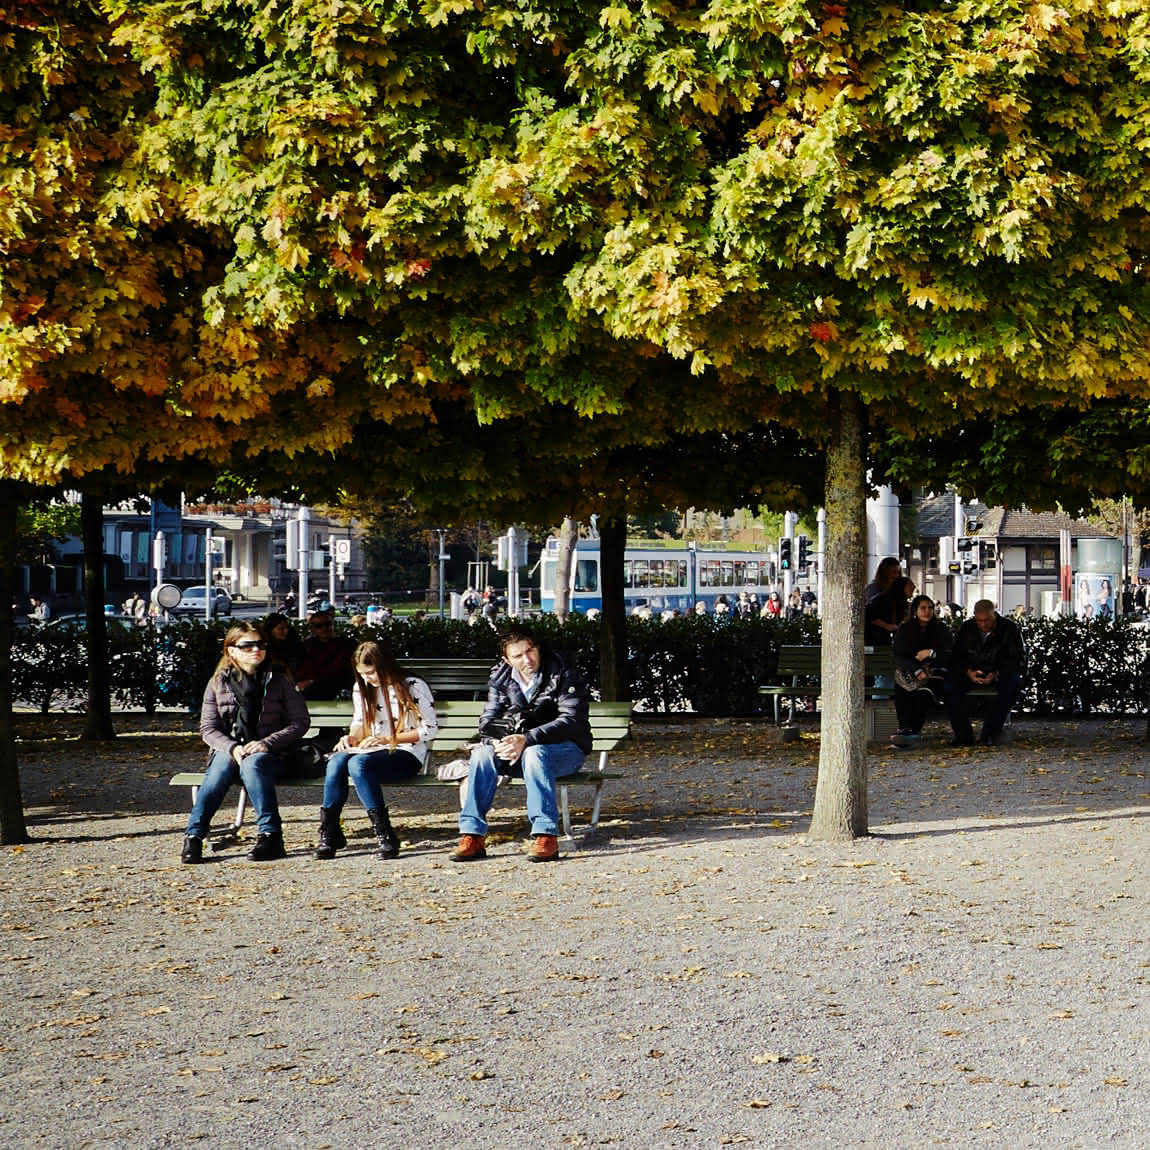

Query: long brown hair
<box><xmin>353</xmin><ymin>641</ymin><xmax>420</xmax><ymax>742</ymax></box>
<box><xmin>213</xmin><ymin>623</ymin><xmax>267</xmax><ymax>677</ymax></box>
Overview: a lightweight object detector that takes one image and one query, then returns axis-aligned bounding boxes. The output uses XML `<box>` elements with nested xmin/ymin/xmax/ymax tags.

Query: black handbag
<box><xmin>277</xmin><ymin>740</ymin><xmax>327</xmax><ymax>780</ymax></box>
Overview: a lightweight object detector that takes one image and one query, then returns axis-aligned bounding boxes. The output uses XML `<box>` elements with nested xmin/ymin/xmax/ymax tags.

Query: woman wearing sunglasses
<box><xmin>181</xmin><ymin>623</ymin><xmax>310</xmax><ymax>864</ymax></box>
<box><xmin>315</xmin><ymin>641</ymin><xmax>437</xmax><ymax>860</ymax></box>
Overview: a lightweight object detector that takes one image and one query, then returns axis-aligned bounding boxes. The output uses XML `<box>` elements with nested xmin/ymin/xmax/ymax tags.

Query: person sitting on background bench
<box><xmin>943</xmin><ymin>599</ymin><xmax>1025</xmax><ymax>747</ymax></box>
<box><xmin>294</xmin><ymin>611</ymin><xmax>356</xmax><ymax>700</ymax></box>
<box><xmin>315</xmin><ymin>642</ymin><xmax>437</xmax><ymax>861</ymax></box>
<box><xmin>451</xmin><ymin>626</ymin><xmax>592</xmax><ymax>864</ymax></box>
<box><xmin>891</xmin><ymin>594</ymin><xmax>953</xmax><ymax>746</ymax></box>
<box><xmin>182</xmin><ymin>623</ymin><xmax>309</xmax><ymax>864</ymax></box>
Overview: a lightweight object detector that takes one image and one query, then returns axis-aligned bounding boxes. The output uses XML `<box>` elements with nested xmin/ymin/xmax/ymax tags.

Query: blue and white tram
<box><xmin>538</xmin><ymin>539</ymin><xmax>778</xmax><ymax>614</ymax></box>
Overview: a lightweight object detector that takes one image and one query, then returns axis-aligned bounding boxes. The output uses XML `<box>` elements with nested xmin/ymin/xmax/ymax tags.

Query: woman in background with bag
<box><xmin>182</xmin><ymin>623</ymin><xmax>310</xmax><ymax>864</ymax></box>
<box><xmin>891</xmin><ymin>594</ymin><xmax>953</xmax><ymax>747</ymax></box>
<box><xmin>315</xmin><ymin>642</ymin><xmax>438</xmax><ymax>860</ymax></box>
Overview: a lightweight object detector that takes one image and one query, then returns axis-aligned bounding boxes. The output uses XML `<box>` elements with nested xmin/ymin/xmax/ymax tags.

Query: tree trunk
<box><xmin>808</xmin><ymin>391</ymin><xmax>868</xmax><ymax>840</ymax></box>
<box><xmin>0</xmin><ymin>482</ymin><xmax>29</xmax><ymax>843</ymax></box>
<box><xmin>81</xmin><ymin>490</ymin><xmax>116</xmax><ymax>741</ymax></box>
<box><xmin>553</xmin><ymin>516</ymin><xmax>578</xmax><ymax>621</ymax></box>
<box><xmin>598</xmin><ymin>516</ymin><xmax>629</xmax><ymax>702</ymax></box>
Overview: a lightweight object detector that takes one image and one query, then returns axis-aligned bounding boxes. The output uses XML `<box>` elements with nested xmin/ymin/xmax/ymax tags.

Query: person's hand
<box><xmin>233</xmin><ymin>740</ymin><xmax>266</xmax><ymax>763</ymax></box>
<box><xmin>358</xmin><ymin>735</ymin><xmax>388</xmax><ymax>751</ymax></box>
<box><xmin>915</xmin><ymin>648</ymin><xmax>932</xmax><ymax>661</ymax></box>
<box><xmin>493</xmin><ymin>733</ymin><xmax>527</xmax><ymax>764</ymax></box>
<box><xmin>334</xmin><ymin>734</ymin><xmax>355</xmax><ymax>752</ymax></box>
<box><xmin>296</xmin><ymin>680</ymin><xmax>312</xmax><ymax>692</ymax></box>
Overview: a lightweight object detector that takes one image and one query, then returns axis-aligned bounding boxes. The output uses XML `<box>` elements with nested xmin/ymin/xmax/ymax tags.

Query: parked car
<box><xmin>171</xmin><ymin>586</ymin><xmax>233</xmax><ymax>617</ymax></box>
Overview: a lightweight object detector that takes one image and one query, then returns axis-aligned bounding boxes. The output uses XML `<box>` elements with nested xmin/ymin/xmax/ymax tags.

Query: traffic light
<box><xmin>980</xmin><ymin>542</ymin><xmax>997</xmax><ymax>570</ymax></box>
<box><xmin>797</xmin><ymin>535</ymin><xmax>810</xmax><ymax>571</ymax></box>
<box><xmin>778</xmin><ymin>537</ymin><xmax>793</xmax><ymax>570</ymax></box>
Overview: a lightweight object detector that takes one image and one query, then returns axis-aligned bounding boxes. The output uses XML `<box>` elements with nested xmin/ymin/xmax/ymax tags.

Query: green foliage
<box><xmin>11</xmin><ymin>625</ymin><xmax>89</xmax><ymax>713</ymax></box>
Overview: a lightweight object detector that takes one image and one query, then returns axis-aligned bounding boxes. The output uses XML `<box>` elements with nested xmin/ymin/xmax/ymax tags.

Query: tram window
<box><xmin>672</xmin><ymin>561</ymin><xmax>686</xmax><ymax>587</ymax></box>
<box><xmin>734</xmin><ymin>561</ymin><xmax>746</xmax><ymax>585</ymax></box>
<box><xmin>574</xmin><ymin>559</ymin><xmax>598</xmax><ymax>592</ymax></box>
<box><xmin>650</xmin><ymin>559</ymin><xmax>664</xmax><ymax>586</ymax></box>
<box><xmin>746</xmin><ymin>561</ymin><xmax>760</xmax><ymax>584</ymax></box>
<box><xmin>623</xmin><ymin>560</ymin><xmax>633</xmax><ymax>588</ymax></box>
<box><xmin>541</xmin><ymin>563</ymin><xmax>554</xmax><ymax>593</ymax></box>
<box><xmin>634</xmin><ymin>560</ymin><xmax>650</xmax><ymax>588</ymax></box>
<box><xmin>721</xmin><ymin>561</ymin><xmax>734</xmax><ymax>586</ymax></box>
<box><xmin>700</xmin><ymin>560</ymin><xmax>717</xmax><ymax>587</ymax></box>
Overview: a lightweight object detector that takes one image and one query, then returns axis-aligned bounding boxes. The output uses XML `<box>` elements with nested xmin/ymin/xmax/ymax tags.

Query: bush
<box><xmin>15</xmin><ymin>611</ymin><xmax>1150</xmax><ymax>719</ymax></box>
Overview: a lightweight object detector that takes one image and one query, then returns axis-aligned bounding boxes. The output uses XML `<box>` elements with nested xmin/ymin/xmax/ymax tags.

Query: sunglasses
<box><xmin>231</xmin><ymin>641</ymin><xmax>267</xmax><ymax>651</ymax></box>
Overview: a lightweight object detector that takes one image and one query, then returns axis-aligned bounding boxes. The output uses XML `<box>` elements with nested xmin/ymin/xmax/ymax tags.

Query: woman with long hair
<box><xmin>865</xmin><ymin>556</ymin><xmax>902</xmax><ymax>603</ymax></box>
<box><xmin>315</xmin><ymin>642</ymin><xmax>438</xmax><ymax>860</ymax></box>
<box><xmin>182</xmin><ymin>623</ymin><xmax>309</xmax><ymax>864</ymax></box>
<box><xmin>891</xmin><ymin>594</ymin><xmax>954</xmax><ymax>744</ymax></box>
<box><xmin>263</xmin><ymin>611</ymin><xmax>305</xmax><ymax>676</ymax></box>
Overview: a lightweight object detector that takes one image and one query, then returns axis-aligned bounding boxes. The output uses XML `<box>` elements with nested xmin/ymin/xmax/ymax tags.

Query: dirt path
<box><xmin>1</xmin><ymin>714</ymin><xmax>1146</xmax><ymax>1148</ymax></box>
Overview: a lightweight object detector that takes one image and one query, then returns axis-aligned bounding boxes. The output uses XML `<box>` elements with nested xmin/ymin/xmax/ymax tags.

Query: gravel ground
<box><xmin>1</xmin><ymin>712</ymin><xmax>1146</xmax><ymax>1149</ymax></box>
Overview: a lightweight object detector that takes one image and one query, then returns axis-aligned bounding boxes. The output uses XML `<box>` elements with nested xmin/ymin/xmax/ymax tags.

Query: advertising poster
<box><xmin>1074</xmin><ymin>573</ymin><xmax>1117</xmax><ymax>620</ymax></box>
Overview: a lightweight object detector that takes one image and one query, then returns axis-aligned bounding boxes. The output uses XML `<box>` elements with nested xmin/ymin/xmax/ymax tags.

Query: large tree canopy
<box><xmin>11</xmin><ymin>1</ymin><xmax>1148</xmax><ymax>843</ymax></box>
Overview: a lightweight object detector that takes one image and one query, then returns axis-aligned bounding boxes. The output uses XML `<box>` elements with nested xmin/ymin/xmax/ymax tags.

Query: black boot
<box><xmin>181</xmin><ymin>835</ymin><xmax>203</xmax><ymax>864</ymax></box>
<box><xmin>366</xmin><ymin>807</ymin><xmax>400</xmax><ymax>859</ymax></box>
<box><xmin>248</xmin><ymin>832</ymin><xmax>286</xmax><ymax>861</ymax></box>
<box><xmin>314</xmin><ymin>807</ymin><xmax>347</xmax><ymax>860</ymax></box>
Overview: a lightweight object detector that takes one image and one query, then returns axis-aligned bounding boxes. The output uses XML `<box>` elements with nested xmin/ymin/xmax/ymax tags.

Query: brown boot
<box><xmin>450</xmin><ymin>833</ymin><xmax>487</xmax><ymax>861</ymax></box>
<box><xmin>528</xmin><ymin>834</ymin><xmax>559</xmax><ymax>863</ymax></box>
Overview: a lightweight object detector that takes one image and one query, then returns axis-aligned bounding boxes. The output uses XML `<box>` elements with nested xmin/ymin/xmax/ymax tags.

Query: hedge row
<box><xmin>12</xmin><ymin>614</ymin><xmax>1150</xmax><ymax>717</ymax></box>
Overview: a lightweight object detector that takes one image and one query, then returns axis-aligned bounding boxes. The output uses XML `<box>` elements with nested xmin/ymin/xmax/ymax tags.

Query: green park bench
<box><xmin>170</xmin><ymin>698</ymin><xmax>633</xmax><ymax>842</ymax></box>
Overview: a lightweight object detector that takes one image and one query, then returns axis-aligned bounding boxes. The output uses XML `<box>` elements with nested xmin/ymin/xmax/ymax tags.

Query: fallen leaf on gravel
<box><xmin>940</xmin><ymin>1030</ymin><xmax>963</xmax><ymax>1037</ymax></box>
<box><xmin>70</xmin><ymin>988</ymin><xmax>96</xmax><ymax>998</ymax></box>
<box><xmin>967</xmin><ymin>1076</ymin><xmax>993</xmax><ymax>1084</ymax></box>
<box><xmin>308</xmin><ymin>1076</ymin><xmax>339</xmax><ymax>1086</ymax></box>
<box><xmin>142</xmin><ymin>1006</ymin><xmax>171</xmax><ymax>1016</ymax></box>
<box><xmin>647</xmin><ymin>1049</ymin><xmax>665</xmax><ymax>1058</ymax></box>
<box><xmin>469</xmin><ymin>1070</ymin><xmax>492</xmax><ymax>1081</ymax></box>
<box><xmin>752</xmin><ymin>1053</ymin><xmax>787</xmax><ymax>1064</ymax></box>
<box><xmin>1049</xmin><ymin>1010</ymin><xmax>1074</xmax><ymax>1019</ymax></box>
<box><xmin>599</xmin><ymin>1090</ymin><xmax>625</xmax><ymax>1100</ymax></box>
<box><xmin>1035</xmin><ymin>942</ymin><xmax>1062</xmax><ymax>950</ymax></box>
<box><xmin>745</xmin><ymin>1099</ymin><xmax>772</xmax><ymax>1109</ymax></box>
<box><xmin>264</xmin><ymin>1063</ymin><xmax>297</xmax><ymax>1073</ymax></box>
<box><xmin>1104</xmin><ymin>1077</ymin><xmax>1127</xmax><ymax>1086</ymax></box>
<box><xmin>349</xmin><ymin>992</ymin><xmax>379</xmax><ymax>1000</ymax></box>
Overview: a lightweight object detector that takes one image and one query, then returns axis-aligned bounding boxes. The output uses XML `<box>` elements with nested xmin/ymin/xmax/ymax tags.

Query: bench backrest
<box><xmin>305</xmin><ymin>698</ymin><xmax>633</xmax><ymax>752</ymax></box>
<box><xmin>776</xmin><ymin>644</ymin><xmax>894</xmax><ymax>678</ymax></box>
<box><xmin>404</xmin><ymin>658</ymin><xmax>493</xmax><ymax>699</ymax></box>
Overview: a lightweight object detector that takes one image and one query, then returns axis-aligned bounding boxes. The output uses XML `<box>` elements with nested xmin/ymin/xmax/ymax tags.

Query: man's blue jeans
<box><xmin>186</xmin><ymin>750</ymin><xmax>282</xmax><ymax>837</ymax></box>
<box><xmin>322</xmin><ymin>748</ymin><xmax>421</xmax><ymax>813</ymax></box>
<box><xmin>460</xmin><ymin>741</ymin><xmax>586</xmax><ymax>837</ymax></box>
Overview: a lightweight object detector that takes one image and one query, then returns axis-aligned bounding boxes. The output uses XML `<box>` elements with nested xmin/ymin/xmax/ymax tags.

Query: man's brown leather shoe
<box><xmin>450</xmin><ymin>834</ymin><xmax>487</xmax><ymax>861</ymax></box>
<box><xmin>528</xmin><ymin>834</ymin><xmax>559</xmax><ymax>862</ymax></box>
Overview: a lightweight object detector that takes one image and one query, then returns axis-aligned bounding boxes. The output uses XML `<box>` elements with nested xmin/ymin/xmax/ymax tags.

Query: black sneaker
<box><xmin>248</xmin><ymin>832</ymin><xmax>286</xmax><ymax>861</ymax></box>
<box><xmin>949</xmin><ymin>735</ymin><xmax>975</xmax><ymax>747</ymax></box>
<box><xmin>181</xmin><ymin>835</ymin><xmax>203</xmax><ymax>864</ymax></box>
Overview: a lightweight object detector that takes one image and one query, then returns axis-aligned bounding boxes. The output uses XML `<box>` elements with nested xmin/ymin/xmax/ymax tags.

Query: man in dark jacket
<box><xmin>452</xmin><ymin>626</ymin><xmax>591</xmax><ymax>863</ymax></box>
<box><xmin>943</xmin><ymin>600</ymin><xmax>1025</xmax><ymax>746</ymax></box>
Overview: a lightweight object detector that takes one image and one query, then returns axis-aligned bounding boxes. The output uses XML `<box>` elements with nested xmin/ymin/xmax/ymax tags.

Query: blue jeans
<box><xmin>187</xmin><ymin>750</ymin><xmax>282</xmax><ymax>837</ymax></box>
<box><xmin>460</xmin><ymin>741</ymin><xmax>586</xmax><ymax>837</ymax></box>
<box><xmin>943</xmin><ymin>671</ymin><xmax>1023</xmax><ymax>741</ymax></box>
<box><xmin>322</xmin><ymin>748</ymin><xmax>421</xmax><ymax>813</ymax></box>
